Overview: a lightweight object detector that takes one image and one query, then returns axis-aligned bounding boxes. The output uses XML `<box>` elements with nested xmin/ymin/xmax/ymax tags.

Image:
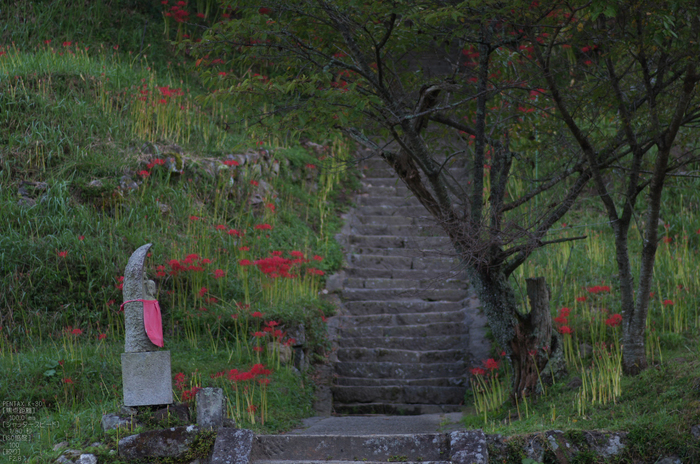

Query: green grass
<box><xmin>0</xmin><ymin>1</ymin><xmax>355</xmax><ymax>461</ymax></box>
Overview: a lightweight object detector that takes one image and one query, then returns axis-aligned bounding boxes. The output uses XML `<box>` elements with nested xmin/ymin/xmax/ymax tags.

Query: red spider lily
<box><xmin>258</xmin><ymin>378</ymin><xmax>270</xmax><ymax>386</ymax></box>
<box><xmin>216</xmin><ymin>224</ymin><xmax>227</xmax><ymax>230</ymax></box>
<box><xmin>254</xmin><ymin>223</ymin><xmax>272</xmax><ymax>230</ymax></box>
<box><xmin>201</xmin><ymin>258</ymin><xmax>212</xmax><ymax>265</ymax></box>
<box><xmin>190</xmin><ymin>215</ymin><xmax>200</xmax><ymax>221</ymax></box>
<box><xmin>253</xmin><ymin>331</ymin><xmax>265</xmax><ymax>338</ymax></box>
<box><xmin>251</xmin><ymin>311</ymin><xmax>263</xmax><ymax>318</ymax></box>
<box><xmin>483</xmin><ymin>358</ymin><xmax>500</xmax><ymax>371</ymax></box>
<box><xmin>605</xmin><ymin>314</ymin><xmax>622</xmax><ymax>327</ymax></box>
<box><xmin>156</xmin><ymin>265</ymin><xmax>167</xmax><ymax>277</ymax></box>
<box><xmin>307</xmin><ymin>268</ymin><xmax>325</xmax><ymax>276</ymax></box>
<box><xmin>559</xmin><ymin>307</ymin><xmax>571</xmax><ymax>317</ymax></box>
<box><xmin>44</xmin><ymin>39</ymin><xmax>51</xmax><ymax>44</ymax></box>
<box><xmin>71</xmin><ymin>328</ymin><xmax>83</xmax><ymax>336</ymax></box>
<box><xmin>211</xmin><ymin>371</ymin><xmax>226</xmax><ymax>379</ymax></box>
<box><xmin>198</xmin><ymin>287</ymin><xmax>208</xmax><ymax>297</ymax></box>
<box><xmin>250</xmin><ymin>180</ymin><xmax>259</xmax><ymax>187</ymax></box>
<box><xmin>259</xmin><ymin>7</ymin><xmax>272</xmax><ymax>14</ymax></box>
<box><xmin>138</xmin><ymin>170</ymin><xmax>150</xmax><ymax>178</ymax></box>
<box><xmin>528</xmin><ymin>350</ymin><xmax>537</xmax><ymax>357</ymax></box>
<box><xmin>57</xmin><ymin>251</ymin><xmax>68</xmax><ymax>258</ymax></box>
<box><xmin>239</xmin><ymin>246</ymin><xmax>250</xmax><ymax>251</ymax></box>
<box><xmin>290</xmin><ymin>251</ymin><xmax>305</xmax><ymax>258</ymax></box>
<box><xmin>213</xmin><ymin>269</ymin><xmax>225</xmax><ymax>279</ymax></box>
<box><xmin>78</xmin><ymin>235</ymin><xmax>84</xmax><ymax>241</ymax></box>
<box><xmin>228</xmin><ymin>229</ymin><xmax>241</xmax><ymax>237</ymax></box>
<box><xmin>98</xmin><ymin>333</ymin><xmax>107</xmax><ymax>341</ymax></box>
<box><xmin>558</xmin><ymin>325</ymin><xmax>573</xmax><ymax>335</ymax></box>
<box><xmin>63</xmin><ymin>378</ymin><xmax>74</xmax><ymax>384</ymax></box>
<box><xmin>313</xmin><ymin>255</ymin><xmax>323</xmax><ymax>262</ymax></box>
<box><xmin>182</xmin><ymin>387</ymin><xmax>201</xmax><ymax>401</ymax></box>
<box><xmin>576</xmin><ymin>296</ymin><xmax>586</xmax><ymax>302</ymax></box>
<box><xmin>239</xmin><ymin>259</ymin><xmax>252</xmax><ymax>266</ymax></box>
<box><xmin>115</xmin><ymin>275</ymin><xmax>124</xmax><ymax>290</ymax></box>
<box><xmin>554</xmin><ymin>314</ymin><xmax>568</xmax><ymax>325</ymax></box>
<box><xmin>206</xmin><ymin>297</ymin><xmax>218</xmax><ymax>304</ymax></box>
<box><xmin>197</xmin><ymin>13</ymin><xmax>206</xmax><ymax>18</ymax></box>
<box><xmin>663</xmin><ymin>236</ymin><xmax>673</xmax><ymax>244</ymax></box>
<box><xmin>253</xmin><ymin>346</ymin><xmax>263</xmax><ymax>352</ymax></box>
<box><xmin>470</xmin><ymin>367</ymin><xmax>486</xmax><ymax>376</ymax></box>
<box><xmin>587</xmin><ymin>285</ymin><xmax>611</xmax><ymax>294</ymax></box>
<box><xmin>271</xmin><ymin>251</ymin><xmax>283</xmax><ymax>256</ymax></box>
<box><xmin>305</xmin><ymin>163</ymin><xmax>316</xmax><ymax>169</ymax></box>
<box><xmin>663</xmin><ymin>299</ymin><xmax>674</xmax><ymax>306</ymax></box>
<box><xmin>62</xmin><ymin>41</ymin><xmax>72</xmax><ymax>47</ymax></box>
<box><xmin>265</xmin><ymin>203</ymin><xmax>275</xmax><ymax>212</ymax></box>
<box><xmin>153</xmin><ymin>158</ymin><xmax>165</xmax><ymax>165</ymax></box>
<box><xmin>223</xmin><ymin>160</ymin><xmax>240</xmax><ymax>166</ymax></box>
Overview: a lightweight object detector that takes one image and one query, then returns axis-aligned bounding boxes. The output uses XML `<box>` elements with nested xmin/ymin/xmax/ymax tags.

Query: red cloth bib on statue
<box><xmin>120</xmin><ymin>299</ymin><xmax>164</xmax><ymax>347</ymax></box>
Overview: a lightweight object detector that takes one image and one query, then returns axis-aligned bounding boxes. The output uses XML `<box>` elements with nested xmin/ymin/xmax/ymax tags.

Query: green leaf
<box><xmin>43</xmin><ymin>369</ymin><xmax>56</xmax><ymax>377</ymax></box>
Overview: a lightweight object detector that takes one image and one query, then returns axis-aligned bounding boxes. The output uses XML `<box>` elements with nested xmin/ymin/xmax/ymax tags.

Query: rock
<box><xmin>223</xmin><ymin>418</ymin><xmax>237</xmax><ymax>428</ymax></box>
<box><xmin>287</xmin><ymin>324</ymin><xmax>306</xmax><ymax>346</ymax></box>
<box><xmin>584</xmin><ymin>431</ymin><xmax>626</xmax><ymax>458</ymax></box>
<box><xmin>118</xmin><ymin>425</ymin><xmax>200</xmax><ymax>459</ymax></box>
<box><xmin>18</xmin><ymin>196</ymin><xmax>36</xmax><ymax>207</ymax></box>
<box><xmin>88</xmin><ymin>179</ymin><xmax>103</xmax><ymax>188</ymax></box>
<box><xmin>450</xmin><ymin>430</ymin><xmax>488</xmax><ymax>464</ymax></box>
<box><xmin>267</xmin><ymin>342</ymin><xmax>293</xmax><ymax>365</ymax></box>
<box><xmin>210</xmin><ymin>428</ymin><xmax>254</xmax><ymax>464</ymax></box>
<box><xmin>78</xmin><ymin>454</ymin><xmax>97</xmax><ymax>464</ymax></box>
<box><xmin>119</xmin><ymin>176</ymin><xmax>139</xmax><ymax>191</ymax></box>
<box><xmin>119</xmin><ymin>405</ymin><xmax>139</xmax><ymax>416</ymax></box>
<box><xmin>691</xmin><ymin>424</ymin><xmax>700</xmax><ymax>439</ymax></box>
<box><xmin>56</xmin><ymin>450</ymin><xmax>81</xmax><ymax>463</ymax></box>
<box><xmin>245</xmin><ymin>151</ymin><xmax>260</xmax><ymax>164</ymax></box>
<box><xmin>657</xmin><ymin>456</ymin><xmax>682</xmax><ymax>464</ymax></box>
<box><xmin>154</xmin><ymin>403</ymin><xmax>191</xmax><ymax>424</ymax></box>
<box><xmin>53</xmin><ymin>442</ymin><xmax>69</xmax><ymax>451</ymax></box>
<box><xmin>157</xmin><ymin>201</ymin><xmax>171</xmax><ymax>215</ymax></box>
<box><xmin>101</xmin><ymin>413</ymin><xmax>139</xmax><ymax>432</ymax></box>
<box><xmin>325</xmin><ymin>271</ymin><xmax>346</xmax><ymax>293</ymax></box>
<box><xmin>196</xmin><ymin>387</ymin><xmax>225</xmax><ymax>430</ymax></box>
<box><xmin>567</xmin><ymin>376</ymin><xmax>583</xmax><ymax>389</ymax></box>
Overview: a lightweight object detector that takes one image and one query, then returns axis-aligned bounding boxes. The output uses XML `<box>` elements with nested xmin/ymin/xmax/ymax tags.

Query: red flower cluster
<box><xmin>165</xmin><ymin>1</ymin><xmax>190</xmax><ymax>22</ymax></box>
<box><xmin>226</xmin><ymin>363</ymin><xmax>272</xmax><ymax>383</ymax></box>
<box><xmin>168</xmin><ymin>253</ymin><xmax>211</xmax><ymax>275</ymax></box>
<box><xmin>254</xmin><ymin>256</ymin><xmax>298</xmax><ymax>279</ymax></box>
<box><xmin>254</xmin><ymin>223</ymin><xmax>272</xmax><ymax>230</ymax></box>
<box><xmin>605</xmin><ymin>313</ymin><xmax>622</xmax><ymax>328</ymax></box>
<box><xmin>587</xmin><ymin>285</ymin><xmax>611</xmax><ymax>294</ymax></box>
<box><xmin>554</xmin><ymin>307</ymin><xmax>573</xmax><ymax>335</ymax></box>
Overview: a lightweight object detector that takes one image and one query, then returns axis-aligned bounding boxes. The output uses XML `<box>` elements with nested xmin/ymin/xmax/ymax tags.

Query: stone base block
<box><xmin>122</xmin><ymin>351</ymin><xmax>173</xmax><ymax>406</ymax></box>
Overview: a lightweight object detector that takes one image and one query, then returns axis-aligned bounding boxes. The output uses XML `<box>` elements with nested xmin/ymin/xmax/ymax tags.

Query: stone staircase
<box><xmin>330</xmin><ymin>153</ymin><xmax>488</xmax><ymax>415</ymax></box>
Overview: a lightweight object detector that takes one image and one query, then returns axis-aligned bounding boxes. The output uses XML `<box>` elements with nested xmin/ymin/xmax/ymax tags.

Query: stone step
<box><xmin>348</xmin><ymin>235</ymin><xmax>451</xmax><ymax>248</ymax></box>
<box><xmin>333</xmin><ymin>402</ymin><xmax>462</xmax><ymax>415</ymax></box>
<box><xmin>359</xmin><ymin>177</ymin><xmax>407</xmax><ymax>187</ymax></box>
<box><xmin>338</xmin><ymin>322</ymin><xmax>466</xmax><ymax>339</ymax></box>
<box><xmin>347</xmin><ymin>255</ymin><xmax>460</xmax><ymax>271</ymax></box>
<box><xmin>332</xmin><ymin>385</ymin><xmax>466</xmax><ymax>405</ymax></box>
<box><xmin>344</xmin><ymin>278</ymin><xmax>465</xmax><ymax>290</ymax></box>
<box><xmin>336</xmin><ymin>311</ymin><xmax>464</xmax><ymax>327</ymax></box>
<box><xmin>348</xmin><ymin>247</ymin><xmax>454</xmax><ymax>258</ymax></box>
<box><xmin>337</xmin><ymin>335</ymin><xmax>468</xmax><ymax>351</ymax></box>
<box><xmin>345</xmin><ymin>268</ymin><xmax>465</xmax><ymax>280</ymax></box>
<box><xmin>251</xmin><ymin>434</ymin><xmax>450</xmax><ymax>462</ymax></box>
<box><xmin>336</xmin><ymin>347</ymin><xmax>465</xmax><ymax>364</ymax></box>
<box><xmin>341</xmin><ymin>287</ymin><xmax>468</xmax><ymax>302</ymax></box>
<box><xmin>351</xmin><ymin>215</ymin><xmax>434</xmax><ymax>226</ymax></box>
<box><xmin>334</xmin><ymin>361</ymin><xmax>468</xmax><ymax>380</ymax></box>
<box><xmin>342</xmin><ymin>299</ymin><xmax>464</xmax><ymax>315</ymax></box>
<box><xmin>356</xmin><ymin>195</ymin><xmax>424</xmax><ymax>207</ymax></box>
<box><xmin>257</xmin><ymin>461</ymin><xmax>446</xmax><ymax>464</ymax></box>
<box><xmin>350</xmin><ymin>223</ymin><xmax>444</xmax><ymax>236</ymax></box>
<box><xmin>355</xmin><ymin>205</ymin><xmax>429</xmax><ymax>216</ymax></box>
<box><xmin>335</xmin><ymin>376</ymin><xmax>466</xmax><ymax>387</ymax></box>
<box><xmin>362</xmin><ymin>185</ymin><xmax>413</xmax><ymax>197</ymax></box>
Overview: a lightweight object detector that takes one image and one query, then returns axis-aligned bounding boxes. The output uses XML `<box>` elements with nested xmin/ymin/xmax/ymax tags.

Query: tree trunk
<box><xmin>468</xmin><ymin>269</ymin><xmax>563</xmax><ymax>399</ymax></box>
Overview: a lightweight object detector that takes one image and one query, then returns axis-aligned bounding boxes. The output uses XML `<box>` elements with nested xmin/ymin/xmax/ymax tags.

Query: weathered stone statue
<box><xmin>121</xmin><ymin>243</ymin><xmax>173</xmax><ymax>407</ymax></box>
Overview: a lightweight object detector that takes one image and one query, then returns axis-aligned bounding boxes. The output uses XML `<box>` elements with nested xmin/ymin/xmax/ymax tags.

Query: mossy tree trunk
<box><xmin>470</xmin><ymin>270</ymin><xmax>562</xmax><ymax>399</ymax></box>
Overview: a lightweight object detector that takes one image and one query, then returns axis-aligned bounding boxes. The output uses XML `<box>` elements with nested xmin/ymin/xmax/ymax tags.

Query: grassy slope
<box><xmin>0</xmin><ymin>1</ymin><xmax>356</xmax><ymax>461</ymax></box>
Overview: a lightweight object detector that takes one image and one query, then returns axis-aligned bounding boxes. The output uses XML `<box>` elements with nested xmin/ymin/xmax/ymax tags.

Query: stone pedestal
<box><xmin>196</xmin><ymin>387</ymin><xmax>225</xmax><ymax>430</ymax></box>
<box><xmin>122</xmin><ymin>351</ymin><xmax>173</xmax><ymax>406</ymax></box>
